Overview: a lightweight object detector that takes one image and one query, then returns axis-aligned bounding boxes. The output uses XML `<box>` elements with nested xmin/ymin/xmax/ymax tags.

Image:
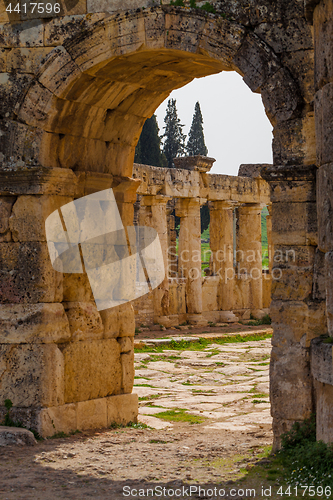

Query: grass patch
<box><xmin>149</xmin><ymin>439</ymin><xmax>169</xmax><ymax>444</ymax></box>
<box><xmin>138</xmin><ymin>394</ymin><xmax>162</xmax><ymax>402</ymax></box>
<box><xmin>109</xmin><ymin>421</ymin><xmax>151</xmax><ymax>430</ymax></box>
<box><xmin>48</xmin><ymin>430</ymin><xmax>82</xmax><ymax>439</ymax></box>
<box><xmin>276</xmin><ymin>414</ymin><xmax>333</xmax><ymax>489</ymax></box>
<box><xmin>135</xmin><ymin>332</ymin><xmax>272</xmax><ymax>354</ymax></box>
<box><xmin>154</xmin><ymin>408</ymin><xmax>205</xmax><ymax>425</ymax></box>
<box><xmin>134</xmin><ymin>383</ymin><xmax>155</xmax><ymax>388</ymax></box>
<box><xmin>244</xmin><ymin>314</ymin><xmax>272</xmax><ymax>327</ymax></box>
<box><xmin>192</xmin><ymin>389</ymin><xmax>216</xmax><ymax>394</ymax></box>
<box><xmin>205</xmin><ymin>348</ymin><xmax>220</xmax><ymax>358</ymax></box>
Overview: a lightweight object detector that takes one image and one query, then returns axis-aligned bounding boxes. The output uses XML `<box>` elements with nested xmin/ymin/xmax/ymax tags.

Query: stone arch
<box><xmin>1</xmin><ymin>6</ymin><xmax>304</xmax><ymax>175</ymax></box>
<box><xmin>0</xmin><ymin>4</ymin><xmax>320</xmax><ymax>444</ymax></box>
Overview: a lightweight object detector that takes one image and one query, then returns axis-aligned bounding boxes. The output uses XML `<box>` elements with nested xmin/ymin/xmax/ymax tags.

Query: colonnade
<box><xmin>133</xmin><ymin>157</ymin><xmax>271</xmax><ymax>327</ymax></box>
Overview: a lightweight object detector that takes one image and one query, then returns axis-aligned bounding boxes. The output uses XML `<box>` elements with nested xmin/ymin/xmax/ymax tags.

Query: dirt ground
<box><xmin>0</xmin><ymin>325</ymin><xmax>276</xmax><ymax>500</ymax></box>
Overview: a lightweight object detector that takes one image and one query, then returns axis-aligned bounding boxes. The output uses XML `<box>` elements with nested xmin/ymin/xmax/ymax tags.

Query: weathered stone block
<box><xmin>64</xmin><ymin>302</ymin><xmax>104</xmax><ymax>342</ymax></box>
<box><xmin>308</xmin><ymin>301</ymin><xmax>327</xmax><ymax>342</ymax></box>
<box><xmin>314</xmin><ymin>0</ymin><xmax>333</xmax><ymax>90</ymax></box>
<box><xmin>0</xmin><ymin>48</ymin><xmax>6</xmax><ymax>71</ymax></box>
<box><xmin>271</xmin><ymin>300</ymin><xmax>308</xmax><ymax>347</ymax></box>
<box><xmin>43</xmin><ymin>14</ymin><xmax>89</xmax><ymax>47</ymax></box>
<box><xmin>270</xmin><ymin>344</ymin><xmax>313</xmax><ymax>420</ymax></box>
<box><xmin>281</xmin><ymin>49</ymin><xmax>314</xmax><ymax>105</ymax></box>
<box><xmin>62</xmin><ymin>339</ymin><xmax>122</xmax><ymax>403</ymax></box>
<box><xmin>261</xmin><ymin>68</ymin><xmax>300</xmax><ymax>124</ymax></box>
<box><xmin>76</xmin><ymin>398</ymin><xmax>107</xmax><ymax>430</ymax></box>
<box><xmin>118</xmin><ymin>336</ymin><xmax>133</xmax><ymax>353</ymax></box>
<box><xmin>37</xmin><ymin>46</ymin><xmax>82</xmax><ymax>97</ymax></box>
<box><xmin>7</xmin><ymin>48</ymin><xmax>53</xmax><ymax>74</ymax></box>
<box><xmin>0</xmin><ymin>166</ymin><xmax>77</xmax><ymax>197</ymax></box>
<box><xmin>0</xmin><ymin>343</ymin><xmax>64</xmax><ymax>407</ymax></box>
<box><xmin>311</xmin><ymin>337</ymin><xmax>333</xmax><ymax>385</ymax></box>
<box><xmin>0</xmin><ymin>72</ymin><xmax>33</xmax><ymax>120</ymax></box>
<box><xmin>0</xmin><ymin>119</ymin><xmax>44</xmax><ymax>164</ymax></box>
<box><xmin>62</xmin><ymin>273</ymin><xmax>94</xmax><ymax>302</ymax></box>
<box><xmin>0</xmin><ymin>20</ymin><xmax>44</xmax><ymax>48</ymax></box>
<box><xmin>0</xmin><ymin>427</ymin><xmax>37</xmax><ymax>446</ymax></box>
<box><xmin>315</xmin><ymin>84</ymin><xmax>333</xmax><ymax>165</ymax></box>
<box><xmin>9</xmin><ymin>195</ymin><xmax>71</xmax><ymax>242</ymax></box>
<box><xmin>121</xmin><ymin>351</ymin><xmax>134</xmax><ymax>394</ymax></box>
<box><xmin>118</xmin><ymin>303</ymin><xmax>135</xmax><ymax>337</ymax></box>
<box><xmin>271</xmin><ymin>245</ymin><xmax>315</xmax><ymax>301</ymax></box>
<box><xmin>107</xmin><ymin>393</ymin><xmax>138</xmax><ymax>426</ymax></box>
<box><xmin>39</xmin><ymin>403</ymin><xmax>77</xmax><ymax>437</ymax></box>
<box><xmin>254</xmin><ymin>18</ymin><xmax>313</xmax><ymax>54</ymax></box>
<box><xmin>0</xmin><ymin>196</ymin><xmax>15</xmax><ymax>234</ymax></box>
<box><xmin>272</xmin><ymin>417</ymin><xmax>298</xmax><ymax>451</ymax></box>
<box><xmin>0</xmin><ymin>303</ymin><xmax>71</xmax><ymax>343</ymax></box>
<box><xmin>100</xmin><ymin>307</ymin><xmax>119</xmax><ymax>338</ymax></box>
<box><xmin>233</xmin><ymin>33</ymin><xmax>281</xmax><ymax>92</ymax></box>
<box><xmin>0</xmin><ymin>242</ymin><xmax>63</xmax><ymax>303</ymax></box>
<box><xmin>314</xmin><ymin>379</ymin><xmax>333</xmax><ymax>443</ymax></box>
<box><xmin>325</xmin><ymin>251</ymin><xmax>333</xmax><ymax>335</ymax></box>
<box><xmin>271</xmin><ymin>202</ymin><xmax>317</xmax><ymax>246</ymax></box>
<box><xmin>273</xmin><ymin>114</ymin><xmax>316</xmax><ymax>165</ymax></box>
<box><xmin>317</xmin><ymin>164</ymin><xmax>333</xmax><ymax>252</ymax></box>
<box><xmin>313</xmin><ymin>249</ymin><xmax>326</xmax><ymax>300</ymax></box>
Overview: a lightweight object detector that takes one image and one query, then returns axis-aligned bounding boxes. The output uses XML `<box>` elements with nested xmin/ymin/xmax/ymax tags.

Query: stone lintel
<box><xmin>0</xmin><ymin>166</ymin><xmax>77</xmax><ymax>196</ymax></box>
<box><xmin>238</xmin><ymin>163</ymin><xmax>272</xmax><ymax>178</ymax></box>
<box><xmin>261</xmin><ymin>164</ymin><xmax>317</xmax><ymax>183</ymax></box>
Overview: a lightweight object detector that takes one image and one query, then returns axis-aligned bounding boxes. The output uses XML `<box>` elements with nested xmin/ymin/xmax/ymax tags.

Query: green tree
<box><xmin>186</xmin><ymin>102</ymin><xmax>209</xmax><ymax>234</ymax></box>
<box><xmin>134</xmin><ymin>115</ymin><xmax>167</xmax><ymax>167</ymax></box>
<box><xmin>186</xmin><ymin>101</ymin><xmax>208</xmax><ymax>156</ymax></box>
<box><xmin>161</xmin><ymin>99</ymin><xmax>186</xmax><ymax>168</ymax></box>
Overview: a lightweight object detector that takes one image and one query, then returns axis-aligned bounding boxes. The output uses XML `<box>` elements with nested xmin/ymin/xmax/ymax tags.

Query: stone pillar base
<box><xmin>155</xmin><ymin>315</ymin><xmax>179</xmax><ymax>328</ymax></box>
<box><xmin>219</xmin><ymin>311</ymin><xmax>239</xmax><ymax>323</ymax></box>
<box><xmin>186</xmin><ymin>314</ymin><xmax>208</xmax><ymax>326</ymax></box>
<box><xmin>0</xmin><ymin>394</ymin><xmax>138</xmax><ymax>438</ymax></box>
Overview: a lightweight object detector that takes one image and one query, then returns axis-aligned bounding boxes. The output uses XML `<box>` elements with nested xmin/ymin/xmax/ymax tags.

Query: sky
<box><xmin>155</xmin><ymin>71</ymin><xmax>273</xmax><ymax>177</ymax></box>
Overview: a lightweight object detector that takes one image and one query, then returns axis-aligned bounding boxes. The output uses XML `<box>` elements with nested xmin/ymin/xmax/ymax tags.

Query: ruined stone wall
<box><xmin>0</xmin><ymin>1</ymin><xmax>322</xmax><ymax>444</ymax></box>
<box><xmin>308</xmin><ymin>0</ymin><xmax>333</xmax><ymax>443</ymax></box>
<box><xmin>0</xmin><ymin>168</ymin><xmax>138</xmax><ymax>436</ymax></box>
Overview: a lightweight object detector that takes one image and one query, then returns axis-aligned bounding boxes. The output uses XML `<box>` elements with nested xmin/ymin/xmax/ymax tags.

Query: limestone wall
<box><xmin>0</xmin><ymin>168</ymin><xmax>138</xmax><ymax>436</ymax></box>
<box><xmin>309</xmin><ymin>0</ymin><xmax>333</xmax><ymax>444</ymax></box>
<box><xmin>0</xmin><ymin>0</ymin><xmax>325</xmax><ymax>446</ymax></box>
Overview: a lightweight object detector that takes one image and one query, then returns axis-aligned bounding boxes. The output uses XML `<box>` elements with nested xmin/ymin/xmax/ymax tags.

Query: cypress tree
<box><xmin>134</xmin><ymin>115</ymin><xmax>167</xmax><ymax>167</ymax></box>
<box><xmin>186</xmin><ymin>101</ymin><xmax>208</xmax><ymax>156</ymax></box>
<box><xmin>161</xmin><ymin>99</ymin><xmax>186</xmax><ymax>168</ymax></box>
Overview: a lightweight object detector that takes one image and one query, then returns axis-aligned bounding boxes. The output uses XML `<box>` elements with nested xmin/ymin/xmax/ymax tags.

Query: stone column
<box><xmin>262</xmin><ymin>165</ymin><xmax>319</xmax><ymax>450</ymax></box>
<box><xmin>262</xmin><ymin>204</ymin><xmax>273</xmax><ymax>309</ymax></box>
<box><xmin>209</xmin><ymin>201</ymin><xmax>237</xmax><ymax>315</ymax></box>
<box><xmin>140</xmin><ymin>195</ymin><xmax>170</xmax><ymax>320</ymax></box>
<box><xmin>236</xmin><ymin>203</ymin><xmax>263</xmax><ymax>312</ymax></box>
<box><xmin>176</xmin><ymin>198</ymin><xmax>206</xmax><ymax>326</ymax></box>
<box><xmin>266</xmin><ymin>204</ymin><xmax>273</xmax><ymax>274</ymax></box>
<box><xmin>167</xmin><ymin>203</ymin><xmax>178</xmax><ymax>278</ymax></box>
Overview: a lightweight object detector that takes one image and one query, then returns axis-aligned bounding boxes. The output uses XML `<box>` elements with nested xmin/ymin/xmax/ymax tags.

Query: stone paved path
<box><xmin>0</xmin><ymin>335</ymin><xmax>273</xmax><ymax>500</ymax></box>
<box><xmin>135</xmin><ymin>338</ymin><xmax>272</xmax><ymax>433</ymax></box>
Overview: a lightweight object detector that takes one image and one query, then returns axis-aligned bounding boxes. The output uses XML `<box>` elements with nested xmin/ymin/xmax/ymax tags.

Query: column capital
<box><xmin>140</xmin><ymin>195</ymin><xmax>171</xmax><ymax>207</ymax></box>
<box><xmin>208</xmin><ymin>200</ymin><xmax>238</xmax><ymax>211</ymax></box>
<box><xmin>238</xmin><ymin>202</ymin><xmax>265</xmax><ymax>213</ymax></box>
<box><xmin>175</xmin><ymin>197</ymin><xmax>201</xmax><ymax>217</ymax></box>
